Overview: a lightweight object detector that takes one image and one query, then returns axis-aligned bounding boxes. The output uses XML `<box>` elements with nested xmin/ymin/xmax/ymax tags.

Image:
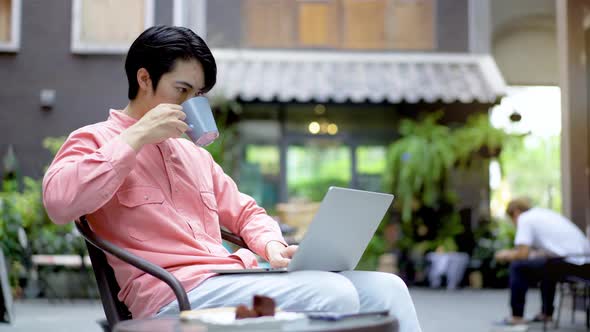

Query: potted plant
<box><xmin>384</xmin><ymin>111</ymin><xmax>457</xmax><ymax>223</ymax></box>
<box><xmin>470</xmin><ymin>217</ymin><xmax>516</xmax><ymax>288</ymax></box>
<box><xmin>380</xmin><ymin>112</ymin><xmax>464</xmax><ymax>282</ymax></box>
<box><xmin>454</xmin><ymin>114</ymin><xmax>516</xmax><ymax>165</ymax></box>
<box><xmin>0</xmin><ymin>137</ymin><xmax>98</xmax><ymax>299</ymax></box>
<box><xmin>360</xmin><ymin>112</ymin><xmax>518</xmax><ymax>276</ymax></box>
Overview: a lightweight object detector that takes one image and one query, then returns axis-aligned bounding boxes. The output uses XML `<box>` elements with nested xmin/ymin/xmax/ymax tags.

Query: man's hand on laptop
<box><xmin>265</xmin><ymin>241</ymin><xmax>298</xmax><ymax>268</ymax></box>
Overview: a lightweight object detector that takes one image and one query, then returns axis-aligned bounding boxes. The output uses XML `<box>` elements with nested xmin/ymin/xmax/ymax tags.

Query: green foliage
<box><xmin>357</xmin><ymin>232</ymin><xmax>387</xmax><ymax>271</ymax></box>
<box><xmin>288</xmin><ymin>178</ymin><xmax>350</xmax><ymax>202</ymax></box>
<box><xmin>401</xmin><ymin>207</ymin><xmax>463</xmax><ymax>253</ymax></box>
<box><xmin>498</xmin><ymin>135</ymin><xmax>561</xmax><ymax>211</ymax></box>
<box><xmin>2</xmin><ymin>145</ymin><xmax>18</xmax><ymax>176</ymax></box>
<box><xmin>0</xmin><ymin>137</ymin><xmax>86</xmax><ymax>292</ymax></box>
<box><xmin>384</xmin><ymin>112</ymin><xmax>456</xmax><ymax>223</ymax></box>
<box><xmin>0</xmin><ymin>177</ymin><xmax>85</xmax><ymax>256</ymax></box>
<box><xmin>0</xmin><ymin>189</ymin><xmax>27</xmax><ymax>288</ymax></box>
<box><xmin>245</xmin><ymin>145</ymin><xmax>280</xmax><ymax>175</ymax></box>
<box><xmin>42</xmin><ymin>137</ymin><xmax>67</xmax><ymax>156</ymax></box>
<box><xmin>286</xmin><ymin>144</ymin><xmax>351</xmax><ymax>202</ymax></box>
<box><xmin>357</xmin><ymin>146</ymin><xmax>387</xmax><ymax>174</ymax></box>
<box><xmin>205</xmin><ymin>95</ymin><xmax>242</xmax><ymax>172</ymax></box>
<box><xmin>471</xmin><ymin>218</ymin><xmax>516</xmax><ymax>284</ymax></box>
<box><xmin>454</xmin><ymin>114</ymin><xmax>516</xmax><ymax>165</ymax></box>
<box><xmin>381</xmin><ymin>111</ymin><xmax>518</xmax><ymax>258</ymax></box>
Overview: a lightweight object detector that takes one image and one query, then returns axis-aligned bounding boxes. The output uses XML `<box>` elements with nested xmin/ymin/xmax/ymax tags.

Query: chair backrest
<box><xmin>84</xmin><ymin>236</ymin><xmax>132</xmax><ymax>327</ymax></box>
<box><xmin>76</xmin><ymin>217</ymin><xmax>132</xmax><ymax>330</ymax></box>
<box><xmin>77</xmin><ymin>215</ymin><xmax>248</xmax><ymax>330</ymax></box>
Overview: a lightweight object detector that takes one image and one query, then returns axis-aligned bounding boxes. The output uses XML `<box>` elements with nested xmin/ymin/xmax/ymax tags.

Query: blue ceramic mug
<box><xmin>181</xmin><ymin>96</ymin><xmax>219</xmax><ymax>147</ymax></box>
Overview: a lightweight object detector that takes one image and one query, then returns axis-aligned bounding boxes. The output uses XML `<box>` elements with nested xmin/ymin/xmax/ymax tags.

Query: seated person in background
<box><xmin>42</xmin><ymin>26</ymin><xmax>422</xmax><ymax>332</ymax></box>
<box><xmin>495</xmin><ymin>198</ymin><xmax>590</xmax><ymax>325</ymax></box>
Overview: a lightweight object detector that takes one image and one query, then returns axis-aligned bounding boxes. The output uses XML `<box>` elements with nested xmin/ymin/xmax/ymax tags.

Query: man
<box><xmin>495</xmin><ymin>198</ymin><xmax>590</xmax><ymax>325</ymax></box>
<box><xmin>42</xmin><ymin>26</ymin><xmax>422</xmax><ymax>332</ymax></box>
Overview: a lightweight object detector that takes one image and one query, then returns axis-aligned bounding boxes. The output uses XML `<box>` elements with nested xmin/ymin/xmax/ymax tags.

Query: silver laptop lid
<box><xmin>288</xmin><ymin>187</ymin><xmax>394</xmax><ymax>272</ymax></box>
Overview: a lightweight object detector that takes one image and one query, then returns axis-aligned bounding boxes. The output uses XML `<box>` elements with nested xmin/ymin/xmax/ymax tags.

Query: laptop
<box><xmin>210</xmin><ymin>187</ymin><xmax>394</xmax><ymax>274</ymax></box>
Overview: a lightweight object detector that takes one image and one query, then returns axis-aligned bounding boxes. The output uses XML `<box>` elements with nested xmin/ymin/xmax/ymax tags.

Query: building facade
<box><xmin>0</xmin><ymin>1</ymin><xmax>508</xmax><ymax>227</ymax></box>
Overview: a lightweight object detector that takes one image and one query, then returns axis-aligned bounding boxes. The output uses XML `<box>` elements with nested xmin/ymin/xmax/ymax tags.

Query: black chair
<box><xmin>75</xmin><ymin>215</ymin><xmax>247</xmax><ymax>332</ymax></box>
<box><xmin>553</xmin><ymin>276</ymin><xmax>590</xmax><ymax>330</ymax></box>
<box><xmin>543</xmin><ymin>255</ymin><xmax>590</xmax><ymax>331</ymax></box>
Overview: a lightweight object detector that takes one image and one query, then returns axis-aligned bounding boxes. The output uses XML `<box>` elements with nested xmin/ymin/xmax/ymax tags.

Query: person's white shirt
<box><xmin>514</xmin><ymin>207</ymin><xmax>590</xmax><ymax>265</ymax></box>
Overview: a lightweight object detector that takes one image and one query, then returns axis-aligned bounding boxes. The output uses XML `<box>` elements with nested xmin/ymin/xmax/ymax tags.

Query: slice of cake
<box><xmin>235</xmin><ymin>295</ymin><xmax>276</xmax><ymax>319</ymax></box>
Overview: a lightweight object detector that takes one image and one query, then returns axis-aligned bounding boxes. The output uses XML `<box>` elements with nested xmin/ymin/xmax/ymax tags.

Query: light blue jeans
<box><xmin>156</xmin><ymin>271</ymin><xmax>422</xmax><ymax>332</ymax></box>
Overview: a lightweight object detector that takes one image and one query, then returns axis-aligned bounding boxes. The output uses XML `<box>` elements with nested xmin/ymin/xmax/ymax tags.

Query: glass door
<box><xmin>286</xmin><ymin>138</ymin><xmax>351</xmax><ymax>202</ymax></box>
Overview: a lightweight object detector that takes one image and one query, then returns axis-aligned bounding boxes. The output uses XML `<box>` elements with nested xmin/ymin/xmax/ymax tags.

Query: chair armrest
<box><xmin>75</xmin><ymin>216</ymin><xmax>191</xmax><ymax>311</ymax></box>
<box><xmin>220</xmin><ymin>229</ymin><xmax>247</xmax><ymax>248</ymax></box>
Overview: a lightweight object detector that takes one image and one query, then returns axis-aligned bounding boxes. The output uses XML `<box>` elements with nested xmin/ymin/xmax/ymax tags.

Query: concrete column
<box><xmin>468</xmin><ymin>0</ymin><xmax>491</xmax><ymax>54</ymax></box>
<box><xmin>556</xmin><ymin>0</ymin><xmax>590</xmax><ymax>230</ymax></box>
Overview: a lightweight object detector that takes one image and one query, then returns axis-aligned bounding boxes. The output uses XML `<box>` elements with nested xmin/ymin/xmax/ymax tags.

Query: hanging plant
<box><xmin>384</xmin><ymin>111</ymin><xmax>456</xmax><ymax>223</ymax></box>
<box><xmin>453</xmin><ymin>114</ymin><xmax>516</xmax><ymax>166</ymax></box>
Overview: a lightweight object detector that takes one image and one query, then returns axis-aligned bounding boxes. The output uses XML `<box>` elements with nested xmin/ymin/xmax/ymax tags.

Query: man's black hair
<box><xmin>125</xmin><ymin>25</ymin><xmax>216</xmax><ymax>100</ymax></box>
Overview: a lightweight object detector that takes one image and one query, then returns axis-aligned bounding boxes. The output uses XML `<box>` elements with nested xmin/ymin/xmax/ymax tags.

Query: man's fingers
<box><xmin>160</xmin><ymin>103</ymin><xmax>183</xmax><ymax>110</ymax></box>
<box><xmin>175</xmin><ymin>110</ymin><xmax>187</xmax><ymax>120</ymax></box>
<box><xmin>282</xmin><ymin>245</ymin><xmax>298</xmax><ymax>259</ymax></box>
<box><xmin>272</xmin><ymin>257</ymin><xmax>290</xmax><ymax>268</ymax></box>
<box><xmin>173</xmin><ymin>120</ymin><xmax>189</xmax><ymax>132</ymax></box>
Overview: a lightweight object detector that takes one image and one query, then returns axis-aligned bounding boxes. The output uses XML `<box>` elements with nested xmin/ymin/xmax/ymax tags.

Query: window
<box><xmin>342</xmin><ymin>0</ymin><xmax>386</xmax><ymax>49</ymax></box>
<box><xmin>71</xmin><ymin>0</ymin><xmax>154</xmax><ymax>54</ymax></box>
<box><xmin>173</xmin><ymin>0</ymin><xmax>207</xmax><ymax>39</ymax></box>
<box><xmin>287</xmin><ymin>142</ymin><xmax>351</xmax><ymax>202</ymax></box>
<box><xmin>245</xmin><ymin>145</ymin><xmax>281</xmax><ymax>176</ymax></box>
<box><xmin>297</xmin><ymin>0</ymin><xmax>339</xmax><ymax>47</ymax></box>
<box><xmin>357</xmin><ymin>145</ymin><xmax>386</xmax><ymax>175</ymax></box>
<box><xmin>242</xmin><ymin>145</ymin><xmax>281</xmax><ymax>209</ymax></box>
<box><xmin>243</xmin><ymin>0</ymin><xmax>295</xmax><ymax>48</ymax></box>
<box><xmin>390</xmin><ymin>0</ymin><xmax>435</xmax><ymax>50</ymax></box>
<box><xmin>243</xmin><ymin>0</ymin><xmax>435</xmax><ymax>50</ymax></box>
<box><xmin>356</xmin><ymin>145</ymin><xmax>387</xmax><ymax>191</ymax></box>
<box><xmin>0</xmin><ymin>0</ymin><xmax>21</xmax><ymax>52</ymax></box>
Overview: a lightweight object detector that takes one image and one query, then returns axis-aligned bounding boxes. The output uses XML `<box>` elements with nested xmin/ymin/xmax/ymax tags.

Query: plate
<box><xmin>180</xmin><ymin>307</ymin><xmax>307</xmax><ymax>330</ymax></box>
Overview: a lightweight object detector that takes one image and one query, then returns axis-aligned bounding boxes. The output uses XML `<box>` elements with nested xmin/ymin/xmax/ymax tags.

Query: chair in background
<box><xmin>553</xmin><ymin>277</ymin><xmax>590</xmax><ymax>330</ymax></box>
<box><xmin>544</xmin><ymin>255</ymin><xmax>590</xmax><ymax>331</ymax></box>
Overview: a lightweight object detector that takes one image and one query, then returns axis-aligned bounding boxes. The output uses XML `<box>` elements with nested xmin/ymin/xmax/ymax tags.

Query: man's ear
<box><xmin>137</xmin><ymin>68</ymin><xmax>152</xmax><ymax>93</ymax></box>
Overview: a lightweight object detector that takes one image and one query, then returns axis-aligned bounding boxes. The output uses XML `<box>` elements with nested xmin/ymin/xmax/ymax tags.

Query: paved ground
<box><xmin>0</xmin><ymin>298</ymin><xmax>104</xmax><ymax>332</ymax></box>
<box><xmin>412</xmin><ymin>288</ymin><xmax>587</xmax><ymax>332</ymax></box>
<box><xmin>0</xmin><ymin>288</ymin><xmax>588</xmax><ymax>331</ymax></box>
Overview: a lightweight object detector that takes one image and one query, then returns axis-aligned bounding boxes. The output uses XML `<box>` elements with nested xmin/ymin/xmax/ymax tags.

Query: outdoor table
<box><xmin>113</xmin><ymin>314</ymin><xmax>398</xmax><ymax>332</ymax></box>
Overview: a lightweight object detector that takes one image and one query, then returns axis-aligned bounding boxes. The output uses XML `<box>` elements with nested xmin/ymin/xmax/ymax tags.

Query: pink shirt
<box><xmin>42</xmin><ymin>109</ymin><xmax>286</xmax><ymax>318</ymax></box>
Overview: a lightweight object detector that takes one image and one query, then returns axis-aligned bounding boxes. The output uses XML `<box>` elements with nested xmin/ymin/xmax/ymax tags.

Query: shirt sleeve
<box><xmin>514</xmin><ymin>214</ymin><xmax>534</xmax><ymax>247</ymax></box>
<box><xmin>42</xmin><ymin>128</ymin><xmax>137</xmax><ymax>224</ymax></box>
<box><xmin>208</xmin><ymin>153</ymin><xmax>287</xmax><ymax>261</ymax></box>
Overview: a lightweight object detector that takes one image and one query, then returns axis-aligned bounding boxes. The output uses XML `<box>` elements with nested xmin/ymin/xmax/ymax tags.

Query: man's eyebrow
<box><xmin>175</xmin><ymin>81</ymin><xmax>194</xmax><ymax>89</ymax></box>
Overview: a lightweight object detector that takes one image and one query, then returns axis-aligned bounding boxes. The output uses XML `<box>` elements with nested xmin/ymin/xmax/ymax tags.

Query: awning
<box><xmin>210</xmin><ymin>49</ymin><xmax>506</xmax><ymax>104</ymax></box>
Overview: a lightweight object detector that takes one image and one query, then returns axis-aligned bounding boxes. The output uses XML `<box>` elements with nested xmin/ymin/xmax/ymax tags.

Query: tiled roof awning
<box><xmin>210</xmin><ymin>49</ymin><xmax>506</xmax><ymax>104</ymax></box>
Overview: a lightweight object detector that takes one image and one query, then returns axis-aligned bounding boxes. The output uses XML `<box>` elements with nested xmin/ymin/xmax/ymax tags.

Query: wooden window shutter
<box><xmin>342</xmin><ymin>0</ymin><xmax>387</xmax><ymax>49</ymax></box>
<box><xmin>80</xmin><ymin>0</ymin><xmax>146</xmax><ymax>44</ymax></box>
<box><xmin>0</xmin><ymin>0</ymin><xmax>11</xmax><ymax>43</ymax></box>
<box><xmin>389</xmin><ymin>0</ymin><xmax>435</xmax><ymax>50</ymax></box>
<box><xmin>297</xmin><ymin>0</ymin><xmax>339</xmax><ymax>48</ymax></box>
<box><xmin>244</xmin><ymin>0</ymin><xmax>295</xmax><ymax>48</ymax></box>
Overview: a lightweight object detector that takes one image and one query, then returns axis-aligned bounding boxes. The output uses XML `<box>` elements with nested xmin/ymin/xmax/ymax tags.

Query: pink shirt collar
<box><xmin>108</xmin><ymin>109</ymin><xmax>139</xmax><ymax>129</ymax></box>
